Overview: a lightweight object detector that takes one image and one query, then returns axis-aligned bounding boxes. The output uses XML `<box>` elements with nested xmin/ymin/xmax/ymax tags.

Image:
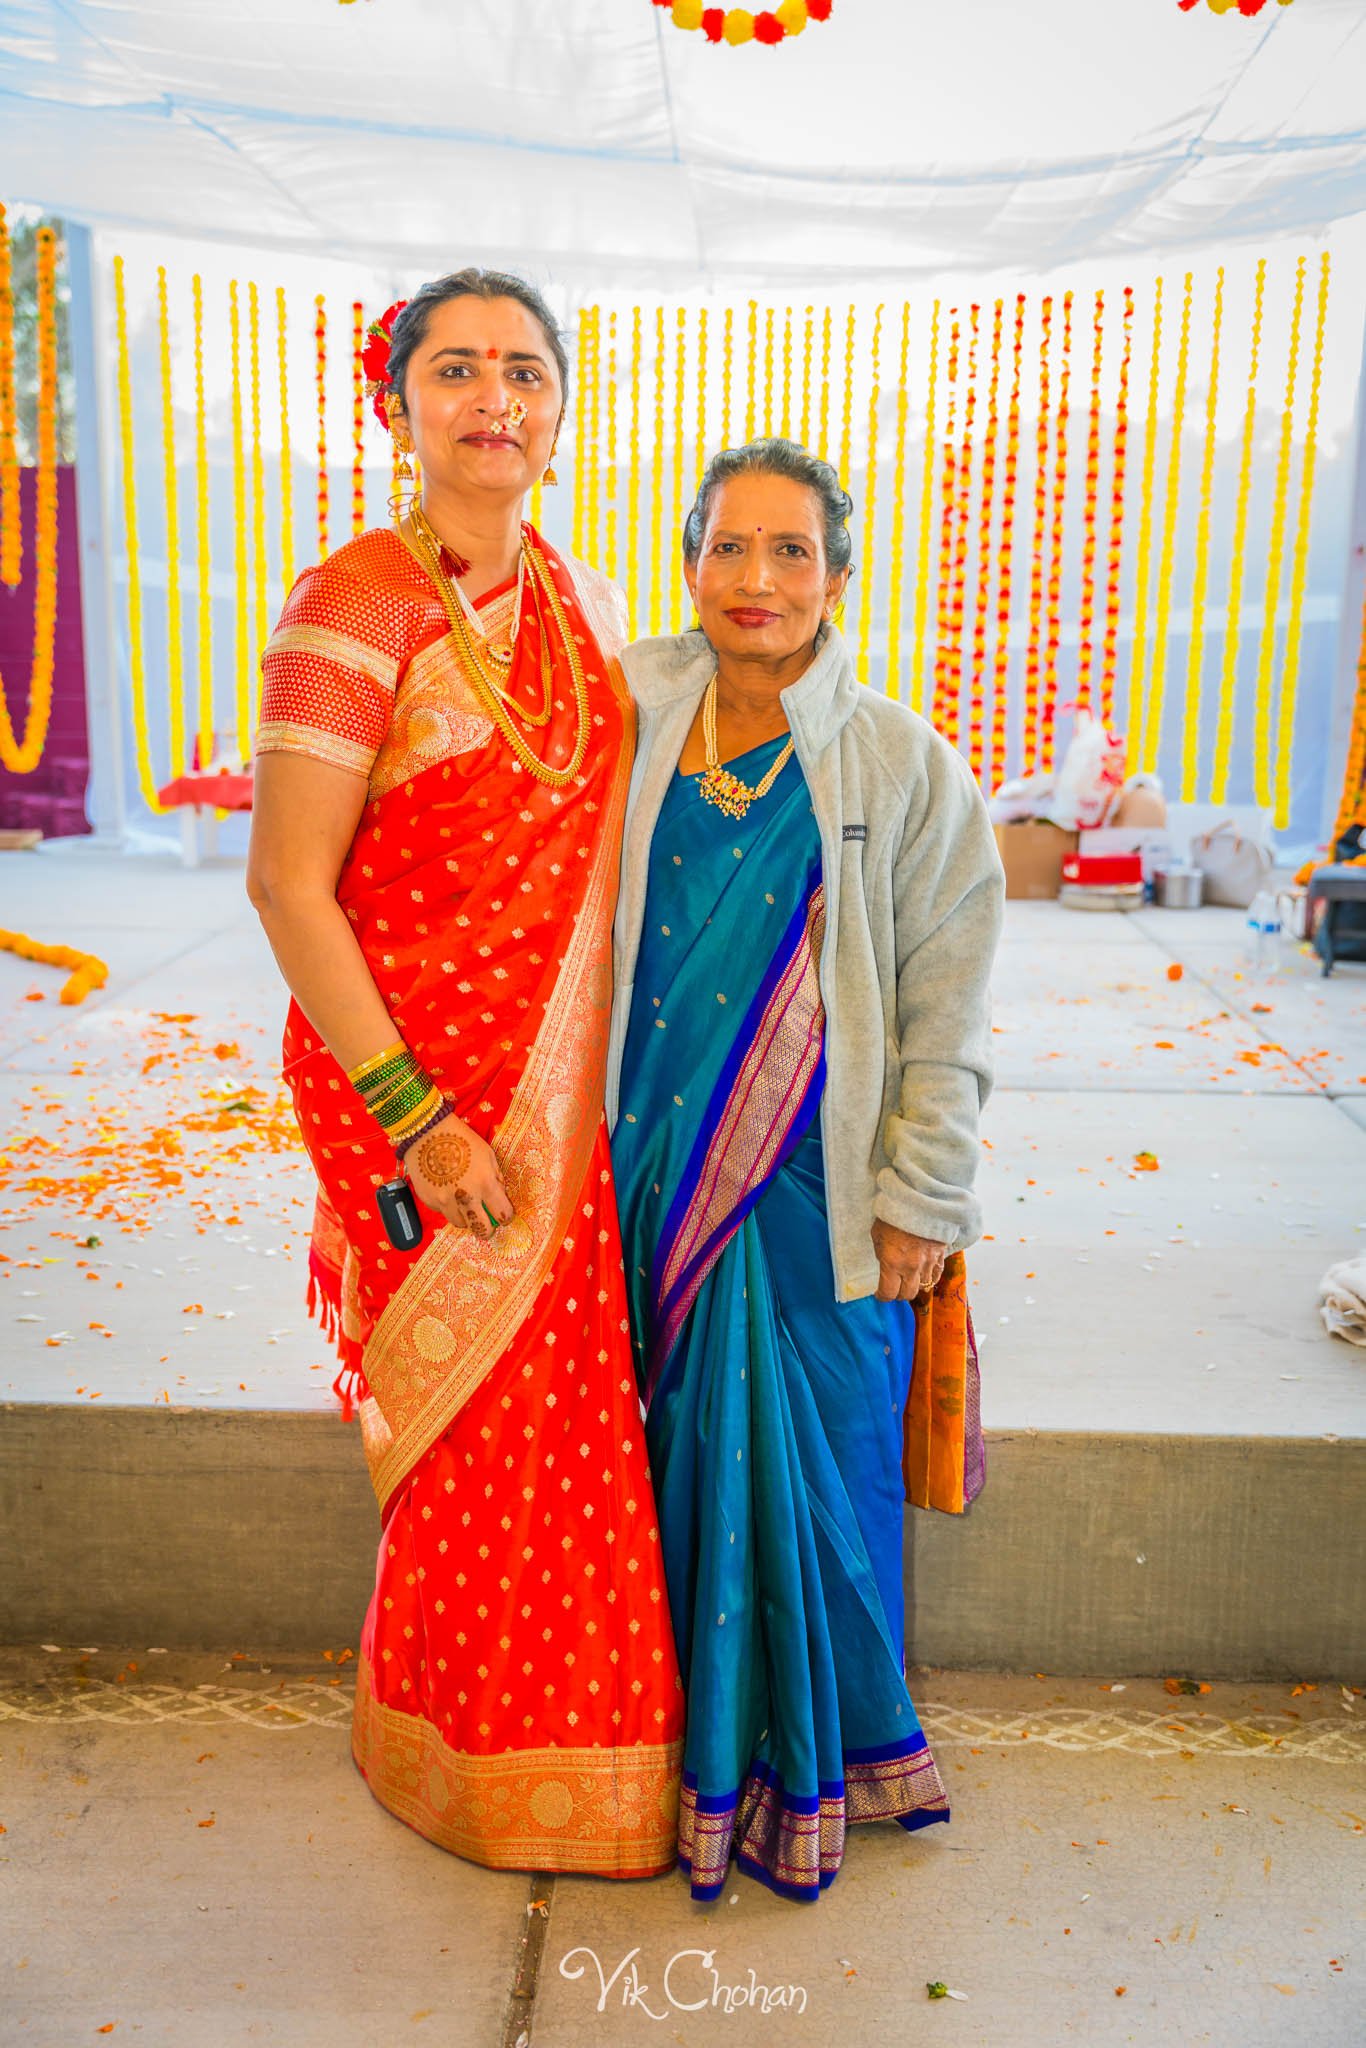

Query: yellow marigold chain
<box><xmin>0</xmin><ymin>224</ymin><xmax>58</xmax><ymax>775</ymax></box>
<box><xmin>0</xmin><ymin>202</ymin><xmax>19</xmax><ymax>589</ymax></box>
<box><xmin>113</xmin><ymin>252</ymin><xmax>162</xmax><ymax>809</ymax></box>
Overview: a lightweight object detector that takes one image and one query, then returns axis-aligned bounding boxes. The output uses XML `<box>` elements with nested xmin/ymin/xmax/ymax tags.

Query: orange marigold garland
<box><xmin>909</xmin><ymin>299</ymin><xmax>940</xmax><ymax>716</ymax></box>
<box><xmin>0</xmin><ymin>223</ymin><xmax>58</xmax><ymax>775</ymax></box>
<box><xmin>969</xmin><ymin>298</ymin><xmax>1003</xmax><ymax>780</ymax></box>
<box><xmin>350</xmin><ymin>301</ymin><xmax>366</xmax><ymax>536</ymax></box>
<box><xmin>944</xmin><ymin>302</ymin><xmax>980</xmax><ymax>751</ymax></box>
<box><xmin>1099</xmin><ymin>286</ymin><xmax>1133</xmax><ymax>730</ymax></box>
<box><xmin>1074</xmin><ymin>290</ymin><xmax>1104</xmax><ymax>717</ymax></box>
<box><xmin>931</xmin><ymin>313</ymin><xmax>960</xmax><ymax>734</ymax></box>
<box><xmin>0</xmin><ymin>930</ymin><xmax>108</xmax><ymax>1004</ymax></box>
<box><xmin>651</xmin><ymin>2</ymin><xmax>835</xmax><ymax>47</ymax></box>
<box><xmin>0</xmin><ymin>202</ymin><xmax>19</xmax><ymax>589</ymax></box>
<box><xmin>314</xmin><ymin>295</ymin><xmax>329</xmax><ymax>561</ymax></box>
<box><xmin>986</xmin><ymin>297</ymin><xmax>1025</xmax><ymax>791</ymax></box>
<box><xmin>1022</xmin><ymin>295</ymin><xmax>1052</xmax><ymax>774</ymax></box>
<box><xmin>1039</xmin><ymin>288</ymin><xmax>1072</xmax><ymax>774</ymax></box>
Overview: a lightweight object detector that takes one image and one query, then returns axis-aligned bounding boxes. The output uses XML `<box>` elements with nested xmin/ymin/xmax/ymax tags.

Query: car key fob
<box><xmin>376</xmin><ymin>1176</ymin><xmax>424</xmax><ymax>1252</ymax></box>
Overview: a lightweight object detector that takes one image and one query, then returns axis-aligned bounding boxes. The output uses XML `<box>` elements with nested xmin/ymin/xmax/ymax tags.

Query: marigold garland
<box><xmin>585</xmin><ymin>302</ymin><xmax>603</xmax><ymax>565</ymax></box>
<box><xmin>944</xmin><ymin>303</ymin><xmax>980</xmax><ymax>751</ymax></box>
<box><xmin>276</xmin><ymin>287</ymin><xmax>295</xmax><ymax>596</ymax></box>
<box><xmin>884</xmin><ymin>301</ymin><xmax>911</xmax><ymax>705</ymax></box>
<box><xmin>0</xmin><ymin>222</ymin><xmax>58</xmax><ymax>776</ymax></box>
<box><xmin>909</xmin><ymin>298</ymin><xmax>940</xmax><ymax>717</ymax></box>
<box><xmin>1211</xmin><ymin>258</ymin><xmax>1264</xmax><ymax>804</ymax></box>
<box><xmin>1039</xmin><ymin>290</ymin><xmax>1072</xmax><ymax>774</ymax></box>
<box><xmin>798</xmin><ymin>304</ymin><xmax>814</xmax><ymax>450</ymax></box>
<box><xmin>931</xmin><ymin>314</ymin><xmax>960</xmax><ymax>734</ymax></box>
<box><xmin>989</xmin><ymin>296</ymin><xmax>1026</xmax><ymax>791</ymax></box>
<box><xmin>1074</xmin><ymin>290</ymin><xmax>1104</xmax><ymax>717</ymax></box>
<box><xmin>156</xmin><ymin>266</ymin><xmax>186</xmax><ymax>783</ymax></box>
<box><xmin>350</xmin><ymin>301</ymin><xmax>367</xmax><ymax>537</ymax></box>
<box><xmin>856</xmin><ymin>303</ymin><xmax>883</xmax><ymax>685</ymax></box>
<box><xmin>649</xmin><ymin>306</ymin><xmax>666</xmax><ymax>634</ymax></box>
<box><xmin>0</xmin><ymin>203</ymin><xmax>19</xmax><ymax>589</ymax></box>
<box><xmin>1022</xmin><ymin>295</ymin><xmax>1052</xmax><ymax>774</ymax></box>
<box><xmin>1182</xmin><ymin>265</ymin><xmax>1224</xmax><ymax>802</ymax></box>
<box><xmin>744</xmin><ymin>299</ymin><xmax>758</xmax><ymax>442</ymax></box>
<box><xmin>571</xmin><ymin>305</ymin><xmax>591</xmax><ymax>563</ymax></box>
<box><xmin>113</xmin><ymin>254</ymin><xmax>160</xmax><ymax>811</ymax></box>
<box><xmin>1274</xmin><ymin>250</ymin><xmax>1331</xmax><ymax>831</ymax></box>
<box><xmin>247</xmin><ymin>285</ymin><xmax>271</xmax><ymax>731</ymax></box>
<box><xmin>694</xmin><ymin>305</ymin><xmax>709</xmax><ymax>488</ymax></box>
<box><xmin>650</xmin><ymin>0</ymin><xmax>834</xmax><ymax>44</ymax></box>
<box><xmin>1125</xmin><ymin>279</ymin><xmax>1165</xmax><ymax>770</ymax></box>
<box><xmin>762</xmin><ymin>305</ymin><xmax>775</xmax><ymax>436</ymax></box>
<box><xmin>0</xmin><ymin>930</ymin><xmax>108</xmax><ymax>1005</ymax></box>
<box><xmin>314</xmin><ymin>295</ymin><xmax>329</xmax><ymax>561</ymax></box>
<box><xmin>228</xmin><ymin>281</ymin><xmax>251</xmax><ymax>763</ymax></box>
<box><xmin>780</xmin><ymin>304</ymin><xmax>793</xmax><ymax>439</ymax></box>
<box><xmin>604</xmin><ymin>307</ymin><xmax>620</xmax><ymax>581</ymax></box>
<box><xmin>192</xmin><ymin>274</ymin><xmax>214</xmax><ymax>767</ymax></box>
<box><xmin>1326</xmin><ymin>595</ymin><xmax>1366</xmax><ymax>846</ymax></box>
<box><xmin>671</xmin><ymin>304</ymin><xmax>687</xmax><ymax>625</ymax></box>
<box><xmin>626</xmin><ymin>305</ymin><xmax>643</xmax><ymax>637</ymax></box>
<box><xmin>1253</xmin><ymin>254</ymin><xmax>1306</xmax><ymax>809</ymax></box>
<box><xmin>837</xmin><ymin>303</ymin><xmax>856</xmax><ymax>490</ymax></box>
<box><xmin>720</xmin><ymin>304</ymin><xmax>734</xmax><ymax>450</ymax></box>
<box><xmin>1144</xmin><ymin>270</ymin><xmax>1192</xmax><ymax>776</ymax></box>
<box><xmin>968</xmin><ymin>299</ymin><xmax>1003</xmax><ymax>782</ymax></box>
<box><xmin>1099</xmin><ymin>286</ymin><xmax>1133</xmax><ymax>730</ymax></box>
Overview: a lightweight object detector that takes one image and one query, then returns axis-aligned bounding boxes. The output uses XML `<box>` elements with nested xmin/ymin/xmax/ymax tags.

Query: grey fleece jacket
<box><xmin>606</xmin><ymin>623</ymin><xmax>1006</xmax><ymax>1304</ymax></box>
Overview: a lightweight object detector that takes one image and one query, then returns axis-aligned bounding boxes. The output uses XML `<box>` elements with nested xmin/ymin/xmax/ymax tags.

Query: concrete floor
<box><xmin>3</xmin><ymin>1649</ymin><xmax>1363</xmax><ymax>2047</ymax></box>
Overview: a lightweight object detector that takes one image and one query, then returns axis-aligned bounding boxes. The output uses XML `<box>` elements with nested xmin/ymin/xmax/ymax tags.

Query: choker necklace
<box><xmin>697</xmin><ymin>673</ymin><xmax>796</xmax><ymax>820</ymax></box>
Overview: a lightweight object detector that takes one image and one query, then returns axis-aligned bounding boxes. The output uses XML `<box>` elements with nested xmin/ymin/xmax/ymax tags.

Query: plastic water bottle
<box><xmin>1244</xmin><ymin>890</ymin><xmax>1281</xmax><ymax>972</ymax></box>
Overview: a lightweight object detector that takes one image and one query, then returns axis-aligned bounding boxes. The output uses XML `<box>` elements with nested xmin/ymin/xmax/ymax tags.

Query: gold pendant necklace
<box><xmin>407</xmin><ymin>503</ymin><xmax>554</xmax><ymax>728</ymax></box>
<box><xmin>697</xmin><ymin>673</ymin><xmax>796</xmax><ymax>820</ymax></box>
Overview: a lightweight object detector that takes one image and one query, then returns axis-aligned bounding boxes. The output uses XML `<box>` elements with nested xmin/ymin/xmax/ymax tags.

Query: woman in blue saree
<box><xmin>610</xmin><ymin>439</ymin><xmax>1005</xmax><ymax>1901</ymax></box>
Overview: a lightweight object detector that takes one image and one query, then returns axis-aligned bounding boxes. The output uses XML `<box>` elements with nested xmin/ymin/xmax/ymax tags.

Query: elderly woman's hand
<box><xmin>872</xmin><ymin>1220</ymin><xmax>948</xmax><ymax>1304</ymax></box>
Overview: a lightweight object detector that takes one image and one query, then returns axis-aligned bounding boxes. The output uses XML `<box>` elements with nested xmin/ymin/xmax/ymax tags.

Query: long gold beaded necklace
<box><xmin>697</xmin><ymin>673</ymin><xmax>796</xmax><ymax>821</ymax></box>
<box><xmin>408</xmin><ymin>500</ymin><xmax>553</xmax><ymax>727</ymax></box>
<box><xmin>402</xmin><ymin>506</ymin><xmax>592</xmax><ymax>789</ymax></box>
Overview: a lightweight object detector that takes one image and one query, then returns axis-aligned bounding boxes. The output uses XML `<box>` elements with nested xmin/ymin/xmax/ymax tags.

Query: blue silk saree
<box><xmin>612</xmin><ymin>738</ymin><xmax>950</xmax><ymax>1902</ymax></box>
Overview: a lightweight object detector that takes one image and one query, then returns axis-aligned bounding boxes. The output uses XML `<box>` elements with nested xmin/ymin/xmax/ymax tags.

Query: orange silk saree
<box><xmin>256</xmin><ymin>524</ymin><xmax>683</xmax><ymax>1876</ymax></box>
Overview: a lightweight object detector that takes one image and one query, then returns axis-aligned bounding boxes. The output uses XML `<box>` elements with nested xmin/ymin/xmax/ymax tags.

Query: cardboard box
<box><xmin>994</xmin><ymin>822</ymin><xmax>1079</xmax><ymax>900</ymax></box>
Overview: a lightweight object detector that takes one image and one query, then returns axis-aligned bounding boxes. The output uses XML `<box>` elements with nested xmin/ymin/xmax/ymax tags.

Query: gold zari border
<box><xmin>254</xmin><ymin>720</ymin><xmax>377</xmax><ymax>777</ymax></box>
<box><xmin>351</xmin><ymin>1650</ymin><xmax>681</xmax><ymax>1876</ymax></box>
<box><xmin>263</xmin><ymin>621</ymin><xmax>400</xmax><ymax>692</ymax></box>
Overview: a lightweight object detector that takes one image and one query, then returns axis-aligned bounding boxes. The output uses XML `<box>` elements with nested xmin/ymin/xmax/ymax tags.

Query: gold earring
<box><xmin>542</xmin><ymin>437</ymin><xmax>560</xmax><ymax>488</ymax></box>
<box><xmin>389</xmin><ymin>431</ymin><xmax>415</xmax><ymax>529</ymax></box>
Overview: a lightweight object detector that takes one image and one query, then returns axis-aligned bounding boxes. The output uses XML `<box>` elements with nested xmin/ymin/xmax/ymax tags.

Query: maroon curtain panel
<box><xmin>0</xmin><ymin>465</ymin><xmax>89</xmax><ymax>837</ymax></box>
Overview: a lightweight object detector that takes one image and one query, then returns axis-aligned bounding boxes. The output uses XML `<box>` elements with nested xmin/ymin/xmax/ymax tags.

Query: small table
<box><xmin>156</xmin><ymin>771</ymin><xmax>254</xmax><ymax>868</ymax></box>
<box><xmin>1306</xmin><ymin>864</ymin><xmax>1366</xmax><ymax>976</ymax></box>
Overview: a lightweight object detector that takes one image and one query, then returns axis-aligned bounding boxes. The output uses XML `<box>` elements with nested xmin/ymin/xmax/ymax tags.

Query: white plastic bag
<box><xmin>1047</xmin><ymin>712</ymin><xmax>1127</xmax><ymax>831</ymax></box>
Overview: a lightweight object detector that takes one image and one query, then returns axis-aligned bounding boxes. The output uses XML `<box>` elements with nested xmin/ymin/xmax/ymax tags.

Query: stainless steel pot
<box><xmin>1154</xmin><ymin>866</ymin><xmax>1204</xmax><ymax>909</ymax></box>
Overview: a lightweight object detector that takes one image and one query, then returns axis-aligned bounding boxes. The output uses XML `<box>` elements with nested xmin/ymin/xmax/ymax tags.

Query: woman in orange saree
<box><xmin>247</xmin><ymin>271</ymin><xmax>683</xmax><ymax>1877</ymax></box>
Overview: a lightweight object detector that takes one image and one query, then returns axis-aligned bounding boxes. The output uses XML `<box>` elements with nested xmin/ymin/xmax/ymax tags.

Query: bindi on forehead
<box><xmin>484</xmin><ymin>347</ymin><xmax>499</xmax><ymax>360</ymax></box>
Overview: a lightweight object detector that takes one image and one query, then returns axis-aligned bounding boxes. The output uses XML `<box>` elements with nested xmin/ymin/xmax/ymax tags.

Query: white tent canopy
<box><xmin>1</xmin><ymin>0</ymin><xmax>1364</xmax><ymax>283</ymax></box>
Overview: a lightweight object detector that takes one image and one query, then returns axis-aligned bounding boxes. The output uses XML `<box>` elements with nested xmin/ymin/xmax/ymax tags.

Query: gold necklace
<box><xmin>698</xmin><ymin>674</ymin><xmax>796</xmax><ymax>820</ymax></box>
<box><xmin>407</xmin><ymin>503</ymin><xmax>553</xmax><ymax>725</ymax></box>
<box><xmin>402</xmin><ymin>513</ymin><xmax>592</xmax><ymax>789</ymax></box>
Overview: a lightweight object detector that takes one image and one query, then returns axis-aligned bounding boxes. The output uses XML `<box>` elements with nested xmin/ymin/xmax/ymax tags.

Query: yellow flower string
<box><xmin>1074</xmin><ymin>290</ymin><xmax>1104</xmax><ymax>717</ymax></box>
<box><xmin>0</xmin><ymin>224</ymin><xmax>58</xmax><ymax>776</ymax></box>
<box><xmin>945</xmin><ymin>302</ymin><xmax>981</xmax><ymax>751</ymax></box>
<box><xmin>571</xmin><ymin>306</ymin><xmax>590</xmax><ymax>561</ymax></box>
<box><xmin>229</xmin><ymin>280</ymin><xmax>251</xmax><ymax>763</ymax></box>
<box><xmin>817</xmin><ymin>306</ymin><xmax>832</xmax><ymax>462</ymax></box>
<box><xmin>989</xmin><ymin>296</ymin><xmax>1026</xmax><ymax>791</ymax></box>
<box><xmin>349</xmin><ymin>300</ymin><xmax>365</xmax><ymax>536</ymax></box>
<box><xmin>969</xmin><ymin>299</ymin><xmax>1003</xmax><ymax>781</ymax></box>
<box><xmin>799</xmin><ymin>305</ymin><xmax>814</xmax><ymax>449</ymax></box>
<box><xmin>156</xmin><ymin>266</ymin><xmax>185</xmax><ymax>782</ymax></box>
<box><xmin>720</xmin><ymin>305</ymin><xmax>734</xmax><ymax>450</ymax></box>
<box><xmin>883</xmin><ymin>301</ymin><xmax>911</xmax><ymax>705</ymax></box>
<box><xmin>855</xmin><ymin>305</ymin><xmax>883</xmax><ymax>684</ymax></box>
<box><xmin>113</xmin><ymin>254</ymin><xmax>159</xmax><ymax>810</ymax></box>
<box><xmin>1253</xmin><ymin>254</ymin><xmax>1306</xmax><ymax>809</ymax></box>
<box><xmin>649</xmin><ymin>306</ymin><xmax>666</xmax><ymax>635</ymax></box>
<box><xmin>0</xmin><ymin>930</ymin><xmax>108</xmax><ymax>1005</ymax></box>
<box><xmin>1144</xmin><ymin>271</ymin><xmax>1192</xmax><ymax>776</ymax></box>
<box><xmin>604</xmin><ymin>309</ymin><xmax>619</xmax><ymax>582</ymax></box>
<box><xmin>1182</xmin><ymin>266</ymin><xmax>1224</xmax><ymax>801</ymax></box>
<box><xmin>1100</xmin><ymin>286</ymin><xmax>1133</xmax><ymax>729</ymax></box>
<box><xmin>762</xmin><ymin>306</ymin><xmax>775</xmax><ymax>435</ymax></box>
<box><xmin>694</xmin><ymin>306</ymin><xmax>709</xmax><ymax>486</ymax></box>
<box><xmin>837</xmin><ymin>304</ymin><xmax>857</xmax><ymax>489</ymax></box>
<box><xmin>1211</xmin><ymin>259</ymin><xmax>1264</xmax><ymax>804</ymax></box>
<box><xmin>314</xmin><ymin>295</ymin><xmax>329</xmax><ymax>561</ymax></box>
<box><xmin>1040</xmin><ymin>290</ymin><xmax>1072</xmax><ymax>774</ymax></box>
<box><xmin>671</xmin><ymin>306</ymin><xmax>687</xmax><ymax>627</ymax></box>
<box><xmin>1126</xmin><ymin>277</ymin><xmax>1165</xmax><ymax>772</ymax></box>
<box><xmin>276</xmin><ymin>287</ymin><xmax>295</xmax><ymax>597</ymax></box>
<box><xmin>0</xmin><ymin>203</ymin><xmax>18</xmax><ymax>588</ymax></box>
<box><xmin>1274</xmin><ymin>250</ymin><xmax>1331</xmax><ymax>831</ymax></box>
<box><xmin>744</xmin><ymin>300</ymin><xmax>758</xmax><ymax>442</ymax></box>
<box><xmin>248</xmin><ymin>283</ymin><xmax>269</xmax><ymax>705</ymax></box>
<box><xmin>625</xmin><ymin>306</ymin><xmax>643</xmax><ymax>637</ymax></box>
<box><xmin>931</xmin><ymin>314</ymin><xmax>960</xmax><ymax>733</ymax></box>
<box><xmin>1022</xmin><ymin>295</ymin><xmax>1052</xmax><ymax>774</ymax></box>
<box><xmin>192</xmin><ymin>274</ymin><xmax>213</xmax><ymax>766</ymax></box>
<box><xmin>909</xmin><ymin>298</ymin><xmax>940</xmax><ymax>717</ymax></box>
<box><xmin>585</xmin><ymin>303</ymin><xmax>603</xmax><ymax>565</ymax></box>
<box><xmin>780</xmin><ymin>305</ymin><xmax>793</xmax><ymax>438</ymax></box>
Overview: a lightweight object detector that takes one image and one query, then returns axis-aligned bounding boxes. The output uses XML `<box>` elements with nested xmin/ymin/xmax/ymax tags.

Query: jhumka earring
<box><xmin>386</xmin><ymin>401</ymin><xmax>415</xmax><ymax>529</ymax></box>
<box><xmin>542</xmin><ymin>436</ymin><xmax>560</xmax><ymax>488</ymax></box>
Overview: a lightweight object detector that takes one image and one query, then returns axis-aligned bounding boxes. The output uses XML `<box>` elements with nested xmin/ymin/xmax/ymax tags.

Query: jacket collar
<box><xmin>620</xmin><ymin>623</ymin><xmax>862</xmax><ymax>760</ymax></box>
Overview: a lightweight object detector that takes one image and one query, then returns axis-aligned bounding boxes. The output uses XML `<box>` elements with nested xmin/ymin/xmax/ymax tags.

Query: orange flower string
<box><xmin>1040</xmin><ymin>289</ymin><xmax>1072</xmax><ymax>774</ymax></box>
<box><xmin>1099</xmin><ymin>286</ymin><xmax>1133</xmax><ymax>730</ymax></box>
<box><xmin>1022</xmin><ymin>295</ymin><xmax>1052</xmax><ymax>774</ymax></box>
<box><xmin>0</xmin><ymin>223</ymin><xmax>59</xmax><ymax>776</ymax></box>
<box><xmin>1074</xmin><ymin>290</ymin><xmax>1104</xmax><ymax>716</ymax></box>
<box><xmin>989</xmin><ymin>296</ymin><xmax>1025</xmax><ymax>791</ymax></box>
<box><xmin>350</xmin><ymin>300</ymin><xmax>366</xmax><ymax>536</ymax></box>
<box><xmin>0</xmin><ymin>930</ymin><xmax>108</xmax><ymax>1005</ymax></box>
<box><xmin>931</xmin><ymin>314</ymin><xmax>960</xmax><ymax>734</ymax></box>
<box><xmin>314</xmin><ymin>295</ymin><xmax>329</xmax><ymax>561</ymax></box>
<box><xmin>943</xmin><ymin>303</ymin><xmax>980</xmax><ymax>752</ymax></box>
<box><xmin>969</xmin><ymin>299</ymin><xmax>1003</xmax><ymax>780</ymax></box>
<box><xmin>909</xmin><ymin>300</ymin><xmax>940</xmax><ymax>716</ymax></box>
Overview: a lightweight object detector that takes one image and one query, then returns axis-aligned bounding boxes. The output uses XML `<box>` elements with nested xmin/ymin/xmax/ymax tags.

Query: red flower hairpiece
<box><xmin>361</xmin><ymin>298</ymin><xmax>408</xmax><ymax>428</ymax></box>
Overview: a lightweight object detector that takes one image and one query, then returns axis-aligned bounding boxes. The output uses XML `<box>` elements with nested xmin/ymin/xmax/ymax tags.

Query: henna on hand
<box><xmin>415</xmin><ymin>1128</ymin><xmax>471</xmax><ymax>1189</ymax></box>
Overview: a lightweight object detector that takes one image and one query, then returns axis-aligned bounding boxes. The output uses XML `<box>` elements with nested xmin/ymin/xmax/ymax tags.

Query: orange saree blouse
<box><xmin>256</xmin><ymin>524</ymin><xmax>683</xmax><ymax>1876</ymax></box>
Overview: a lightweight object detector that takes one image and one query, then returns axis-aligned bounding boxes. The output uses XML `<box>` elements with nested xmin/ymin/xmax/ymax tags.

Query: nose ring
<box><xmin>489</xmin><ymin>398</ymin><xmax>528</xmax><ymax>436</ymax></box>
